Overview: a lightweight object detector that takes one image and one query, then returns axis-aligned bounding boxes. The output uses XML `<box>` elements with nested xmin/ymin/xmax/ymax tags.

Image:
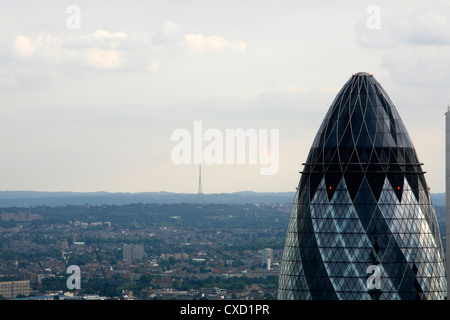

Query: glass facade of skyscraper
<box><xmin>277</xmin><ymin>72</ymin><xmax>446</xmax><ymax>300</ymax></box>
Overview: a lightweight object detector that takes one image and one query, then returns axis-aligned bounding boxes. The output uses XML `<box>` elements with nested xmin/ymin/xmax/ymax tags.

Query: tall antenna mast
<box><xmin>198</xmin><ymin>164</ymin><xmax>203</xmax><ymax>195</ymax></box>
<box><xmin>197</xmin><ymin>164</ymin><xmax>204</xmax><ymax>203</ymax></box>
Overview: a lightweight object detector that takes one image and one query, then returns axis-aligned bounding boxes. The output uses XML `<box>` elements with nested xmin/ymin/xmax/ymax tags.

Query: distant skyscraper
<box><xmin>445</xmin><ymin>105</ymin><xmax>450</xmax><ymax>299</ymax></box>
<box><xmin>278</xmin><ymin>72</ymin><xmax>446</xmax><ymax>300</ymax></box>
<box><xmin>261</xmin><ymin>248</ymin><xmax>273</xmax><ymax>268</ymax></box>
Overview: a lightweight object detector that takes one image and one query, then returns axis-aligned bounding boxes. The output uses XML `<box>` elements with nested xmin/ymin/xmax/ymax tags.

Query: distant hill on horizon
<box><xmin>0</xmin><ymin>190</ymin><xmax>446</xmax><ymax>208</ymax></box>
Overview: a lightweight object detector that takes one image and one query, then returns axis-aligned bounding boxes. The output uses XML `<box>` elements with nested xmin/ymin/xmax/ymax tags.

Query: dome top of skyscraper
<box><xmin>352</xmin><ymin>72</ymin><xmax>373</xmax><ymax>76</ymax></box>
<box><xmin>308</xmin><ymin>72</ymin><xmax>417</xmax><ymax>202</ymax></box>
<box><xmin>278</xmin><ymin>72</ymin><xmax>446</xmax><ymax>300</ymax></box>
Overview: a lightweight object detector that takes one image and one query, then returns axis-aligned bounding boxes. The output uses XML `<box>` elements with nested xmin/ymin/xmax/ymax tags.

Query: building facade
<box><xmin>123</xmin><ymin>244</ymin><xmax>145</xmax><ymax>262</ymax></box>
<box><xmin>1</xmin><ymin>211</ymin><xmax>42</xmax><ymax>222</ymax></box>
<box><xmin>261</xmin><ymin>248</ymin><xmax>273</xmax><ymax>268</ymax></box>
<box><xmin>0</xmin><ymin>281</ymin><xmax>30</xmax><ymax>299</ymax></box>
<box><xmin>278</xmin><ymin>72</ymin><xmax>446</xmax><ymax>300</ymax></box>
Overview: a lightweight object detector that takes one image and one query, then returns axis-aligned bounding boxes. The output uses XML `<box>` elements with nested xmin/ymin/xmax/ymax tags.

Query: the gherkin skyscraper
<box><xmin>277</xmin><ymin>72</ymin><xmax>446</xmax><ymax>300</ymax></box>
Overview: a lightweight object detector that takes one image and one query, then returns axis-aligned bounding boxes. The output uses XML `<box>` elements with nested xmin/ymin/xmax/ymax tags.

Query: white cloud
<box><xmin>14</xmin><ymin>33</ymin><xmax>79</xmax><ymax>64</ymax></box>
<box><xmin>161</xmin><ymin>21</ymin><xmax>183</xmax><ymax>39</ymax></box>
<box><xmin>10</xmin><ymin>25</ymin><xmax>247</xmax><ymax>74</ymax></box>
<box><xmin>11</xmin><ymin>30</ymin><xmax>134</xmax><ymax>70</ymax></box>
<box><xmin>407</xmin><ymin>11</ymin><xmax>450</xmax><ymax>45</ymax></box>
<box><xmin>355</xmin><ymin>1</ymin><xmax>450</xmax><ymax>48</ymax></box>
<box><xmin>91</xmin><ymin>30</ymin><xmax>128</xmax><ymax>40</ymax></box>
<box><xmin>14</xmin><ymin>35</ymin><xmax>36</xmax><ymax>58</ymax></box>
<box><xmin>184</xmin><ymin>34</ymin><xmax>246</xmax><ymax>53</ymax></box>
<box><xmin>355</xmin><ymin>5</ymin><xmax>450</xmax><ymax>85</ymax></box>
<box><xmin>356</xmin><ymin>7</ymin><xmax>450</xmax><ymax>48</ymax></box>
<box><xmin>89</xmin><ymin>30</ymin><xmax>129</xmax><ymax>50</ymax></box>
<box><xmin>86</xmin><ymin>47</ymin><xmax>123</xmax><ymax>69</ymax></box>
<box><xmin>150</xmin><ymin>61</ymin><xmax>160</xmax><ymax>72</ymax></box>
<box><xmin>381</xmin><ymin>46</ymin><xmax>450</xmax><ymax>86</ymax></box>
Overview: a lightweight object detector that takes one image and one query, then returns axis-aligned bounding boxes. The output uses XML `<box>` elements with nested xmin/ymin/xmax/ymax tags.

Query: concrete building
<box><xmin>123</xmin><ymin>244</ymin><xmax>145</xmax><ymax>261</ymax></box>
<box><xmin>0</xmin><ymin>280</ymin><xmax>30</xmax><ymax>299</ymax></box>
<box><xmin>1</xmin><ymin>212</ymin><xmax>42</xmax><ymax>222</ymax></box>
<box><xmin>261</xmin><ymin>248</ymin><xmax>273</xmax><ymax>269</ymax></box>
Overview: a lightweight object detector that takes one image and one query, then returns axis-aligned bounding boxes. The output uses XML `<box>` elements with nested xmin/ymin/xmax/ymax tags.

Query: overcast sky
<box><xmin>0</xmin><ymin>0</ymin><xmax>449</xmax><ymax>194</ymax></box>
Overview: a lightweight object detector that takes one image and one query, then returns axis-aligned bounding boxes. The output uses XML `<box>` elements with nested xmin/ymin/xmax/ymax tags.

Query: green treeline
<box><xmin>1</xmin><ymin>203</ymin><xmax>290</xmax><ymax>229</ymax></box>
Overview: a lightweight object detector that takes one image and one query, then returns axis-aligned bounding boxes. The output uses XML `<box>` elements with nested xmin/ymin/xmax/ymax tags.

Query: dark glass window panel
<box><xmin>325</xmin><ymin>172</ymin><xmax>342</xmax><ymax>201</ymax></box>
<box><xmin>309</xmin><ymin>173</ymin><xmax>322</xmax><ymax>201</ymax></box>
<box><xmin>344</xmin><ymin>172</ymin><xmax>364</xmax><ymax>201</ymax></box>
<box><xmin>406</xmin><ymin>174</ymin><xmax>419</xmax><ymax>201</ymax></box>
<box><xmin>366</xmin><ymin>172</ymin><xmax>386</xmax><ymax>202</ymax></box>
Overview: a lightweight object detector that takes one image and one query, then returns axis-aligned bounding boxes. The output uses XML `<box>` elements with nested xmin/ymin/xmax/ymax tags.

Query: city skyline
<box><xmin>0</xmin><ymin>1</ymin><xmax>449</xmax><ymax>194</ymax></box>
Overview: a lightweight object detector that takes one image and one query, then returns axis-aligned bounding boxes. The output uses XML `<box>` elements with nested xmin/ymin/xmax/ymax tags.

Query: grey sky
<box><xmin>0</xmin><ymin>0</ymin><xmax>449</xmax><ymax>194</ymax></box>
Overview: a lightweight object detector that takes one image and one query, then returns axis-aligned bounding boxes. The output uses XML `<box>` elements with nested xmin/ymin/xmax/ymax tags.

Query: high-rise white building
<box><xmin>261</xmin><ymin>248</ymin><xmax>273</xmax><ymax>269</ymax></box>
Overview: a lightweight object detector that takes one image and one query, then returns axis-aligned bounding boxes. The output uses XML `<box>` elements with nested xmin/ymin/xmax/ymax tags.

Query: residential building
<box><xmin>0</xmin><ymin>280</ymin><xmax>30</xmax><ymax>299</ymax></box>
<box><xmin>123</xmin><ymin>244</ymin><xmax>145</xmax><ymax>261</ymax></box>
